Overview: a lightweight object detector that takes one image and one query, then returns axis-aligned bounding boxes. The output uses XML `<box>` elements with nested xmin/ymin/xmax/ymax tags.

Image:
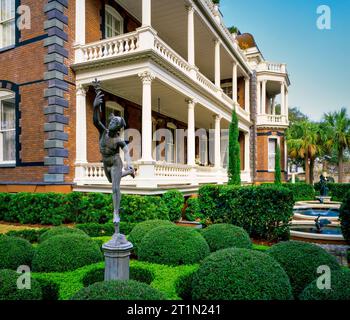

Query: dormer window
<box><xmin>105</xmin><ymin>5</ymin><xmax>123</xmax><ymax>38</ymax></box>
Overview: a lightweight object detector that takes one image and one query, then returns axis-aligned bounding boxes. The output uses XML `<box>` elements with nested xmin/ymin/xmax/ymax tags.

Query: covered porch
<box><xmin>73</xmin><ymin>65</ymin><xmax>251</xmax><ymax>194</ymax></box>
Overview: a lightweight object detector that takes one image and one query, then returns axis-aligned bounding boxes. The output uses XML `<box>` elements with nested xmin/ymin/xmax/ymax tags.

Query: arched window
<box><xmin>105</xmin><ymin>5</ymin><xmax>124</xmax><ymax>38</ymax></box>
<box><xmin>0</xmin><ymin>0</ymin><xmax>16</xmax><ymax>49</ymax></box>
<box><xmin>0</xmin><ymin>90</ymin><xmax>16</xmax><ymax>163</ymax></box>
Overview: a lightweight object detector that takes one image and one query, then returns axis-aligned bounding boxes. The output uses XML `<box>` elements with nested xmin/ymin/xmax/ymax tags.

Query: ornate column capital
<box><xmin>76</xmin><ymin>84</ymin><xmax>87</xmax><ymax>96</ymax></box>
<box><xmin>138</xmin><ymin>71</ymin><xmax>155</xmax><ymax>84</ymax></box>
<box><xmin>213</xmin><ymin>114</ymin><xmax>222</xmax><ymax>122</ymax></box>
<box><xmin>185</xmin><ymin>98</ymin><xmax>197</xmax><ymax>107</ymax></box>
<box><xmin>185</xmin><ymin>4</ymin><xmax>195</xmax><ymax>13</ymax></box>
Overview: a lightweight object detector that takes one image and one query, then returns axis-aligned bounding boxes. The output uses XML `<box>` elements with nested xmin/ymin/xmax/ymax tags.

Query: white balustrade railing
<box><xmin>257</xmin><ymin>61</ymin><xmax>287</xmax><ymax>74</ymax></box>
<box><xmin>154</xmin><ymin>38</ymin><xmax>192</xmax><ymax>74</ymax></box>
<box><xmin>257</xmin><ymin>114</ymin><xmax>289</xmax><ymax>126</ymax></box>
<box><xmin>197</xmin><ymin>71</ymin><xmax>219</xmax><ymax>94</ymax></box>
<box><xmin>80</xmin><ymin>32</ymin><xmax>139</xmax><ymax>62</ymax></box>
<box><xmin>155</xmin><ymin>162</ymin><xmax>192</xmax><ymax>178</ymax></box>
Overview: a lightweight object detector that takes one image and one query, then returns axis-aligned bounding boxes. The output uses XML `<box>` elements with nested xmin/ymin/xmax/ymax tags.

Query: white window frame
<box><xmin>105</xmin><ymin>5</ymin><xmax>124</xmax><ymax>38</ymax></box>
<box><xmin>0</xmin><ymin>0</ymin><xmax>16</xmax><ymax>49</ymax></box>
<box><xmin>0</xmin><ymin>90</ymin><xmax>16</xmax><ymax>164</ymax></box>
<box><xmin>268</xmin><ymin>137</ymin><xmax>279</xmax><ymax>172</ymax></box>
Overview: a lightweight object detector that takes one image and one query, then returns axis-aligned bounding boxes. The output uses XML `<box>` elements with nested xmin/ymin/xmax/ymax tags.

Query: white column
<box><xmin>139</xmin><ymin>71</ymin><xmax>155</xmax><ymax>162</ymax></box>
<box><xmin>280</xmin><ymin>82</ymin><xmax>285</xmax><ymax>117</ymax></box>
<box><xmin>215</xmin><ymin>40</ymin><xmax>221</xmax><ymax>88</ymax></box>
<box><xmin>244</xmin><ymin>132</ymin><xmax>250</xmax><ymax>174</ymax></box>
<box><xmin>187</xmin><ymin>6</ymin><xmax>195</xmax><ymax>66</ymax></box>
<box><xmin>142</xmin><ymin>0</ymin><xmax>152</xmax><ymax>27</ymax></box>
<box><xmin>232</xmin><ymin>62</ymin><xmax>238</xmax><ymax>102</ymax></box>
<box><xmin>257</xmin><ymin>80</ymin><xmax>261</xmax><ymax>114</ymax></box>
<box><xmin>285</xmin><ymin>89</ymin><xmax>289</xmax><ymax>121</ymax></box>
<box><xmin>75</xmin><ymin>0</ymin><xmax>85</xmax><ymax>45</ymax></box>
<box><xmin>261</xmin><ymin>80</ymin><xmax>267</xmax><ymax>114</ymax></box>
<box><xmin>214</xmin><ymin>115</ymin><xmax>222</xmax><ymax>169</ymax></box>
<box><xmin>187</xmin><ymin>99</ymin><xmax>196</xmax><ymax>166</ymax></box>
<box><xmin>245</xmin><ymin>77</ymin><xmax>250</xmax><ymax>110</ymax></box>
<box><xmin>75</xmin><ymin>85</ymin><xmax>87</xmax><ymax>164</ymax></box>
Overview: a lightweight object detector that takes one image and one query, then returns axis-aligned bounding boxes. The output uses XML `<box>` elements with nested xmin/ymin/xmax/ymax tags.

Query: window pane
<box><xmin>1</xmin><ymin>0</ymin><xmax>15</xmax><ymax>21</ymax></box>
<box><xmin>269</xmin><ymin>139</ymin><xmax>276</xmax><ymax>154</ymax></box>
<box><xmin>2</xmin><ymin>99</ymin><xmax>15</xmax><ymax>130</ymax></box>
<box><xmin>2</xmin><ymin>20</ymin><xmax>15</xmax><ymax>47</ymax></box>
<box><xmin>2</xmin><ymin>130</ymin><xmax>15</xmax><ymax>161</ymax></box>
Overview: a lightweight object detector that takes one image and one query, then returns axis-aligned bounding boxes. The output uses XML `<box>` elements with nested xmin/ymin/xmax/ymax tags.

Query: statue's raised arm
<box><xmin>92</xmin><ymin>79</ymin><xmax>107</xmax><ymax>137</ymax></box>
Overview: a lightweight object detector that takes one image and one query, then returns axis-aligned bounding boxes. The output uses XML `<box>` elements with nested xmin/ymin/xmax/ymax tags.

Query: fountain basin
<box><xmin>293</xmin><ymin>201</ymin><xmax>341</xmax><ymax>222</ymax></box>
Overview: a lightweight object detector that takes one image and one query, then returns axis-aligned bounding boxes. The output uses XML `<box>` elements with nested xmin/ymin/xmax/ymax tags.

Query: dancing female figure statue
<box><xmin>92</xmin><ymin>79</ymin><xmax>135</xmax><ymax>238</ymax></box>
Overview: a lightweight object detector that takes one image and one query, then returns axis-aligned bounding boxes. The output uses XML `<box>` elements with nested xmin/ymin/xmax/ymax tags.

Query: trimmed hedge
<box><xmin>184</xmin><ymin>197</ymin><xmax>204</xmax><ymax>222</ymax></box>
<box><xmin>162</xmin><ymin>190</ymin><xmax>185</xmax><ymax>222</ymax></box>
<box><xmin>32</xmin><ymin>234</ymin><xmax>103</xmax><ymax>272</ymax></box>
<box><xmin>192</xmin><ymin>248</ymin><xmax>293</xmax><ymax>300</ymax></box>
<box><xmin>138</xmin><ymin>226</ymin><xmax>210</xmax><ymax>266</ymax></box>
<box><xmin>35</xmin><ymin>278</ymin><xmax>60</xmax><ymax>301</ymax></box>
<box><xmin>6</xmin><ymin>228</ymin><xmax>48</xmax><ymax>243</ymax></box>
<box><xmin>282</xmin><ymin>183</ymin><xmax>316</xmax><ymax>201</ymax></box>
<box><xmin>0</xmin><ymin>236</ymin><xmax>34</xmax><ymax>270</ymax></box>
<box><xmin>268</xmin><ymin>241</ymin><xmax>341</xmax><ymax>297</ymax></box>
<box><xmin>299</xmin><ymin>270</ymin><xmax>350</xmax><ymax>300</ymax></box>
<box><xmin>82</xmin><ymin>266</ymin><xmax>155</xmax><ymax>287</ymax></box>
<box><xmin>315</xmin><ymin>183</ymin><xmax>350</xmax><ymax>202</ymax></box>
<box><xmin>38</xmin><ymin>226</ymin><xmax>88</xmax><ymax>243</ymax></box>
<box><xmin>128</xmin><ymin>220</ymin><xmax>174</xmax><ymax>255</ymax></box>
<box><xmin>198</xmin><ymin>185</ymin><xmax>294</xmax><ymax>241</ymax></box>
<box><xmin>340</xmin><ymin>191</ymin><xmax>350</xmax><ymax>244</ymax></box>
<box><xmin>71</xmin><ymin>280</ymin><xmax>165</xmax><ymax>300</ymax></box>
<box><xmin>201</xmin><ymin>224</ymin><xmax>252</xmax><ymax>252</ymax></box>
<box><xmin>76</xmin><ymin>222</ymin><xmax>135</xmax><ymax>237</ymax></box>
<box><xmin>175</xmin><ymin>272</ymin><xmax>196</xmax><ymax>300</ymax></box>
<box><xmin>0</xmin><ymin>269</ymin><xmax>42</xmax><ymax>300</ymax></box>
<box><xmin>0</xmin><ymin>192</ymin><xmax>170</xmax><ymax>226</ymax></box>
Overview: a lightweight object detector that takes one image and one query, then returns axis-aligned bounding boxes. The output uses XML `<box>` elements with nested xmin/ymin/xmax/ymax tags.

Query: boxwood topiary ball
<box><xmin>268</xmin><ymin>241</ymin><xmax>341</xmax><ymax>297</ymax></box>
<box><xmin>129</xmin><ymin>220</ymin><xmax>174</xmax><ymax>255</ymax></box>
<box><xmin>0</xmin><ymin>269</ymin><xmax>42</xmax><ymax>300</ymax></box>
<box><xmin>38</xmin><ymin>226</ymin><xmax>89</xmax><ymax>243</ymax></box>
<box><xmin>138</xmin><ymin>225</ymin><xmax>210</xmax><ymax>266</ymax></box>
<box><xmin>32</xmin><ymin>234</ymin><xmax>103</xmax><ymax>272</ymax></box>
<box><xmin>201</xmin><ymin>224</ymin><xmax>252</xmax><ymax>252</ymax></box>
<box><xmin>299</xmin><ymin>269</ymin><xmax>350</xmax><ymax>300</ymax></box>
<box><xmin>0</xmin><ymin>236</ymin><xmax>34</xmax><ymax>270</ymax></box>
<box><xmin>192</xmin><ymin>248</ymin><xmax>293</xmax><ymax>300</ymax></box>
<box><xmin>340</xmin><ymin>190</ymin><xmax>350</xmax><ymax>244</ymax></box>
<box><xmin>71</xmin><ymin>280</ymin><xmax>165</xmax><ymax>300</ymax></box>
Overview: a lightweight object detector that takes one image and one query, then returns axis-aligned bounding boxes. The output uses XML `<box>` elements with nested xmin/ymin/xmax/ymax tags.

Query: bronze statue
<box><xmin>92</xmin><ymin>79</ymin><xmax>135</xmax><ymax>237</ymax></box>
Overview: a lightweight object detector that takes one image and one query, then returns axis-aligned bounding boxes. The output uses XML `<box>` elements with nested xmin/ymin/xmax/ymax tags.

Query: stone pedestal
<box><xmin>102</xmin><ymin>233</ymin><xmax>133</xmax><ymax>281</ymax></box>
<box><xmin>316</xmin><ymin>196</ymin><xmax>332</xmax><ymax>203</ymax></box>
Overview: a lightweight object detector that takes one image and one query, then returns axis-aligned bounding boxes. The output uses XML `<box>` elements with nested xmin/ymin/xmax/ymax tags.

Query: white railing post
<box><xmin>142</xmin><ymin>0</ymin><xmax>152</xmax><ymax>27</ymax></box>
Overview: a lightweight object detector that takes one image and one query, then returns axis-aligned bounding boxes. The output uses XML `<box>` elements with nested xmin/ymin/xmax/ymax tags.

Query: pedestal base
<box><xmin>102</xmin><ymin>233</ymin><xmax>133</xmax><ymax>281</ymax></box>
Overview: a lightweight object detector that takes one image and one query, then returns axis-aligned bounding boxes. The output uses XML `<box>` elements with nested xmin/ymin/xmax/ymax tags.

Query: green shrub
<box><xmin>201</xmin><ymin>224</ymin><xmax>252</xmax><ymax>252</ymax></box>
<box><xmin>0</xmin><ymin>193</ymin><xmax>14</xmax><ymax>221</ymax></box>
<box><xmin>0</xmin><ymin>269</ymin><xmax>42</xmax><ymax>300</ymax></box>
<box><xmin>35</xmin><ymin>278</ymin><xmax>59</xmax><ymax>300</ymax></box>
<box><xmin>340</xmin><ymin>191</ymin><xmax>350</xmax><ymax>244</ymax></box>
<box><xmin>76</xmin><ymin>223</ymin><xmax>115</xmax><ymax>237</ymax></box>
<box><xmin>283</xmin><ymin>183</ymin><xmax>316</xmax><ymax>201</ymax></box>
<box><xmin>82</xmin><ymin>266</ymin><xmax>155</xmax><ymax>287</ymax></box>
<box><xmin>0</xmin><ymin>236</ymin><xmax>34</xmax><ymax>270</ymax></box>
<box><xmin>192</xmin><ymin>248</ymin><xmax>293</xmax><ymax>300</ymax></box>
<box><xmin>120</xmin><ymin>195</ymin><xmax>170</xmax><ymax>223</ymax></box>
<box><xmin>299</xmin><ymin>269</ymin><xmax>350</xmax><ymax>300</ymax></box>
<box><xmin>163</xmin><ymin>190</ymin><xmax>184</xmax><ymax>222</ymax></box>
<box><xmin>6</xmin><ymin>228</ymin><xmax>48</xmax><ymax>243</ymax></box>
<box><xmin>198</xmin><ymin>185</ymin><xmax>294</xmax><ymax>241</ymax></box>
<box><xmin>138</xmin><ymin>226</ymin><xmax>210</xmax><ymax>266</ymax></box>
<box><xmin>71</xmin><ymin>280</ymin><xmax>165</xmax><ymax>300</ymax></box>
<box><xmin>32</xmin><ymin>234</ymin><xmax>103</xmax><ymax>272</ymax></box>
<box><xmin>38</xmin><ymin>226</ymin><xmax>88</xmax><ymax>243</ymax></box>
<box><xmin>268</xmin><ymin>241</ymin><xmax>341</xmax><ymax>297</ymax></box>
<box><xmin>184</xmin><ymin>197</ymin><xmax>204</xmax><ymax>222</ymax></box>
<box><xmin>129</xmin><ymin>220</ymin><xmax>174</xmax><ymax>255</ymax></box>
<box><xmin>175</xmin><ymin>272</ymin><xmax>195</xmax><ymax>300</ymax></box>
<box><xmin>315</xmin><ymin>183</ymin><xmax>350</xmax><ymax>202</ymax></box>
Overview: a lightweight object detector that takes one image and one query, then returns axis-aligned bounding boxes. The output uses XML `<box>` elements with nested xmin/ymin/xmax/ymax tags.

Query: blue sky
<box><xmin>220</xmin><ymin>0</ymin><xmax>350</xmax><ymax>121</ymax></box>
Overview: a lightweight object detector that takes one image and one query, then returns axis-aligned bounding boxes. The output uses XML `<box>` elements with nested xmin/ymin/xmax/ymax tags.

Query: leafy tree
<box><xmin>322</xmin><ymin>108</ymin><xmax>350</xmax><ymax>182</ymax></box>
<box><xmin>228</xmin><ymin>109</ymin><xmax>241</xmax><ymax>185</ymax></box>
<box><xmin>288</xmin><ymin>107</ymin><xmax>309</xmax><ymax>125</ymax></box>
<box><xmin>275</xmin><ymin>143</ymin><xmax>282</xmax><ymax>184</ymax></box>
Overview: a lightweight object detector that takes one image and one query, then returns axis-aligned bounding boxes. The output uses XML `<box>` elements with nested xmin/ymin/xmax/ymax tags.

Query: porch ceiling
<box><xmin>116</xmin><ymin>0</ymin><xmax>241</xmax><ymax>82</ymax></box>
<box><xmin>101</xmin><ymin>75</ymin><xmax>218</xmax><ymax>129</ymax></box>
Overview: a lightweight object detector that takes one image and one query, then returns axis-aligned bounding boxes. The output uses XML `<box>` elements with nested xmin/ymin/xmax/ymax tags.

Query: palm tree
<box><xmin>322</xmin><ymin>108</ymin><xmax>350</xmax><ymax>183</ymax></box>
<box><xmin>287</xmin><ymin>120</ymin><xmax>319</xmax><ymax>184</ymax></box>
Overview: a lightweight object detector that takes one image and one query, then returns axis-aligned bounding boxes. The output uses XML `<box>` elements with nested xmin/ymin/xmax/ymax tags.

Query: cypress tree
<box><xmin>228</xmin><ymin>109</ymin><xmax>241</xmax><ymax>185</ymax></box>
<box><xmin>275</xmin><ymin>143</ymin><xmax>282</xmax><ymax>184</ymax></box>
